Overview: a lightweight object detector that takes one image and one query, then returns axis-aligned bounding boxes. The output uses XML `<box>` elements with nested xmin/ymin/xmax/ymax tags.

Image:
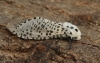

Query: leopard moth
<box><xmin>9</xmin><ymin>17</ymin><xmax>81</xmax><ymax>49</ymax></box>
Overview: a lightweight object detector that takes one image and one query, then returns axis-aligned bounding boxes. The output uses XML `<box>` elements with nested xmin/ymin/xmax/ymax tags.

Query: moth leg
<box><xmin>56</xmin><ymin>37</ymin><xmax>63</xmax><ymax>43</ymax></box>
<box><xmin>55</xmin><ymin>39</ymin><xmax>60</xmax><ymax>44</ymax></box>
<box><xmin>55</xmin><ymin>36</ymin><xmax>63</xmax><ymax>43</ymax></box>
<box><xmin>68</xmin><ymin>39</ymin><xmax>73</xmax><ymax>50</ymax></box>
<box><xmin>67</xmin><ymin>37</ymin><xmax>73</xmax><ymax>50</ymax></box>
<box><xmin>42</xmin><ymin>39</ymin><xmax>46</xmax><ymax>42</ymax></box>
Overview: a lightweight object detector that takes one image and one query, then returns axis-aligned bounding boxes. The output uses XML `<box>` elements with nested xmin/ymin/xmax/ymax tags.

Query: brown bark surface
<box><xmin>0</xmin><ymin>0</ymin><xmax>100</xmax><ymax>63</ymax></box>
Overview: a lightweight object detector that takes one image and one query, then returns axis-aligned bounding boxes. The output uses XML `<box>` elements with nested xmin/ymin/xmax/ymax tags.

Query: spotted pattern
<box><xmin>10</xmin><ymin>17</ymin><xmax>81</xmax><ymax>40</ymax></box>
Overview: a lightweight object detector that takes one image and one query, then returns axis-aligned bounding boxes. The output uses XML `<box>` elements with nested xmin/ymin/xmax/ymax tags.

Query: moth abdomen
<box><xmin>9</xmin><ymin>17</ymin><xmax>81</xmax><ymax>41</ymax></box>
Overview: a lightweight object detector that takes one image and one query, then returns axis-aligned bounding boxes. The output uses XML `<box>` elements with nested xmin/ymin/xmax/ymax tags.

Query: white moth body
<box><xmin>10</xmin><ymin>17</ymin><xmax>81</xmax><ymax>40</ymax></box>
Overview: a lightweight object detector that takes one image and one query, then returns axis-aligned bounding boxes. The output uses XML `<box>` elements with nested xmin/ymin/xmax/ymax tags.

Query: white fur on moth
<box><xmin>10</xmin><ymin>17</ymin><xmax>81</xmax><ymax>40</ymax></box>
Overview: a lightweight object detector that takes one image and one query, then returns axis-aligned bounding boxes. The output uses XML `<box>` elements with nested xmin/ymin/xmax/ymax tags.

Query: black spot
<box><xmin>54</xmin><ymin>28</ymin><xmax>56</xmax><ymax>30</ymax></box>
<box><xmin>67</xmin><ymin>26</ymin><xmax>69</xmax><ymax>28</ymax></box>
<box><xmin>31</xmin><ymin>27</ymin><xmax>33</xmax><ymax>29</ymax></box>
<box><xmin>75</xmin><ymin>29</ymin><xmax>78</xmax><ymax>32</ymax></box>
<box><xmin>38</xmin><ymin>22</ymin><xmax>41</xmax><ymax>24</ymax></box>
<box><xmin>50</xmin><ymin>31</ymin><xmax>53</xmax><ymax>33</ymax></box>
<box><xmin>15</xmin><ymin>33</ymin><xmax>17</xmax><ymax>35</ymax></box>
<box><xmin>58</xmin><ymin>24</ymin><xmax>61</xmax><ymax>25</ymax></box>
<box><xmin>66</xmin><ymin>35</ymin><xmax>68</xmax><ymax>37</ymax></box>
<box><xmin>54</xmin><ymin>22</ymin><xmax>57</xmax><ymax>24</ymax></box>
<box><xmin>65</xmin><ymin>30</ymin><xmax>67</xmax><ymax>31</ymax></box>
<box><xmin>28</xmin><ymin>19</ymin><xmax>31</xmax><ymax>21</ymax></box>
<box><xmin>44</xmin><ymin>22</ymin><xmax>46</xmax><ymax>25</ymax></box>
<box><xmin>39</xmin><ymin>17</ymin><xmax>41</xmax><ymax>19</ymax></box>
<box><xmin>53</xmin><ymin>35</ymin><xmax>55</xmax><ymax>38</ymax></box>
<box><xmin>44</xmin><ymin>37</ymin><xmax>46</xmax><ymax>40</ymax></box>
<box><xmin>30</xmin><ymin>33</ymin><xmax>32</xmax><ymax>35</ymax></box>
<box><xmin>23</xmin><ymin>34</ymin><xmax>26</xmax><ymax>36</ymax></box>
<box><xmin>26</xmin><ymin>29</ymin><xmax>28</xmax><ymax>31</ymax></box>
<box><xmin>40</xmin><ymin>37</ymin><xmax>42</xmax><ymax>40</ymax></box>
<box><xmin>41</xmin><ymin>33</ymin><xmax>42</xmax><ymax>35</ymax></box>
<box><xmin>70</xmin><ymin>26</ymin><xmax>74</xmax><ymax>29</ymax></box>
<box><xmin>22</xmin><ymin>31</ymin><xmax>24</xmax><ymax>32</ymax></box>
<box><xmin>49</xmin><ymin>26</ymin><xmax>51</xmax><ymax>28</ymax></box>
<box><xmin>64</xmin><ymin>32</ymin><xmax>66</xmax><ymax>34</ymax></box>
<box><xmin>41</xmin><ymin>24</ymin><xmax>43</xmax><ymax>27</ymax></box>
<box><xmin>46</xmin><ymin>33</ymin><xmax>48</xmax><ymax>35</ymax></box>
<box><xmin>57</xmin><ymin>26</ymin><xmax>60</xmax><ymax>28</ymax></box>
<box><xmin>13</xmin><ymin>31</ymin><xmax>15</xmax><ymax>33</ymax></box>
<box><xmin>49</xmin><ymin>33</ymin><xmax>51</xmax><ymax>35</ymax></box>
<box><xmin>62</xmin><ymin>28</ymin><xmax>64</xmax><ymax>30</ymax></box>
<box><xmin>24</xmin><ymin>21</ymin><xmax>26</xmax><ymax>23</ymax></box>
<box><xmin>32</xmin><ymin>37</ymin><xmax>34</xmax><ymax>40</ymax></box>
<box><xmin>19</xmin><ymin>35</ymin><xmax>22</xmax><ymax>38</ymax></box>
<box><xmin>70</xmin><ymin>32</ymin><xmax>72</xmax><ymax>34</ymax></box>
<box><xmin>17</xmin><ymin>25</ymin><xmax>19</xmax><ymax>27</ymax></box>
<box><xmin>61</xmin><ymin>28</ymin><xmax>64</xmax><ymax>31</ymax></box>
<box><xmin>39</xmin><ymin>31</ymin><xmax>41</xmax><ymax>33</ymax></box>
<box><xmin>47</xmin><ymin>30</ymin><xmax>49</xmax><ymax>32</ymax></box>
<box><xmin>26</xmin><ymin>32</ymin><xmax>29</xmax><ymax>34</ymax></box>
<box><xmin>20</xmin><ymin>33</ymin><xmax>22</xmax><ymax>36</ymax></box>
<box><xmin>15</xmin><ymin>27</ymin><xmax>17</xmax><ymax>29</ymax></box>
<box><xmin>34</xmin><ymin>17</ymin><xmax>36</xmax><ymax>19</ymax></box>
<box><xmin>34</xmin><ymin>25</ymin><xmax>36</xmax><ymax>27</ymax></box>
<box><xmin>45</xmin><ymin>27</ymin><xmax>47</xmax><ymax>29</ymax></box>
<box><xmin>47</xmin><ymin>25</ymin><xmax>49</xmax><ymax>26</ymax></box>
<box><xmin>30</xmin><ymin>30</ymin><xmax>32</xmax><ymax>32</ymax></box>
<box><xmin>40</xmin><ymin>28</ymin><xmax>42</xmax><ymax>30</ymax></box>
<box><xmin>57</xmin><ymin>29</ymin><xmax>59</xmax><ymax>31</ymax></box>
<box><xmin>19</xmin><ymin>23</ymin><xmax>22</xmax><ymax>26</ymax></box>
<box><xmin>48</xmin><ymin>36</ymin><xmax>52</xmax><ymax>39</ymax></box>
<box><xmin>37</xmin><ymin>27</ymin><xmax>40</xmax><ymax>30</ymax></box>
<box><xmin>42</xmin><ymin>25</ymin><xmax>45</xmax><ymax>28</ymax></box>
<box><xmin>38</xmin><ymin>35</ymin><xmax>40</xmax><ymax>37</ymax></box>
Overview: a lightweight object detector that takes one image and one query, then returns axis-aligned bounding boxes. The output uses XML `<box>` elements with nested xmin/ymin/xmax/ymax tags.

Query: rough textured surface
<box><xmin>0</xmin><ymin>0</ymin><xmax>100</xmax><ymax>63</ymax></box>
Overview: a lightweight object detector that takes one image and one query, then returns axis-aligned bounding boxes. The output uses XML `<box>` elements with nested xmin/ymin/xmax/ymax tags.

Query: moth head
<box><xmin>63</xmin><ymin>22</ymin><xmax>81</xmax><ymax>40</ymax></box>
